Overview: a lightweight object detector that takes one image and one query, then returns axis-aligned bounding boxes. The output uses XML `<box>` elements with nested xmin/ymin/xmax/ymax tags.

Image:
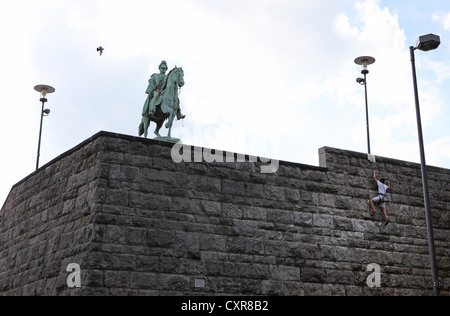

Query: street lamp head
<box><xmin>355</xmin><ymin>56</ymin><xmax>376</xmax><ymax>74</ymax></box>
<box><xmin>416</xmin><ymin>34</ymin><xmax>441</xmax><ymax>52</ymax></box>
<box><xmin>34</xmin><ymin>84</ymin><xmax>55</xmax><ymax>102</ymax></box>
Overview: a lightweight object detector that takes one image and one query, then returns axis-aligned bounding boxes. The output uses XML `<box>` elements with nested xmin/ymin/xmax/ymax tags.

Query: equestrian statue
<box><xmin>139</xmin><ymin>60</ymin><xmax>186</xmax><ymax>141</ymax></box>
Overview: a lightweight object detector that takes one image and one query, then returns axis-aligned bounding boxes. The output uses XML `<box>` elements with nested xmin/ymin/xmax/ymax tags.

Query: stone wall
<box><xmin>0</xmin><ymin>131</ymin><xmax>448</xmax><ymax>296</ymax></box>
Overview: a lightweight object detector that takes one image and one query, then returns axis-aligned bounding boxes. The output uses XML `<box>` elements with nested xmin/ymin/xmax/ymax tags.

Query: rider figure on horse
<box><xmin>143</xmin><ymin>60</ymin><xmax>168</xmax><ymax>117</ymax></box>
<box><xmin>142</xmin><ymin>60</ymin><xmax>186</xmax><ymax>120</ymax></box>
<box><xmin>139</xmin><ymin>60</ymin><xmax>186</xmax><ymax>139</ymax></box>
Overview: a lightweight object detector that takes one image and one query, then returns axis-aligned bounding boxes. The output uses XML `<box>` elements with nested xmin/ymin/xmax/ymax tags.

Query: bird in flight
<box><xmin>97</xmin><ymin>46</ymin><xmax>104</xmax><ymax>56</ymax></box>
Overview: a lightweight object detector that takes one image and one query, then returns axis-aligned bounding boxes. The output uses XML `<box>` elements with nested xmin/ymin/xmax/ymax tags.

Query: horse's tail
<box><xmin>138</xmin><ymin>121</ymin><xmax>144</xmax><ymax>137</ymax></box>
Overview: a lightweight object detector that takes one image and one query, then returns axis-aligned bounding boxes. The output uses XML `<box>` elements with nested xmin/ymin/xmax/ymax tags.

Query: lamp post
<box><xmin>355</xmin><ymin>56</ymin><xmax>376</xmax><ymax>157</ymax></box>
<box><xmin>410</xmin><ymin>33</ymin><xmax>441</xmax><ymax>296</ymax></box>
<box><xmin>34</xmin><ymin>84</ymin><xmax>55</xmax><ymax>170</ymax></box>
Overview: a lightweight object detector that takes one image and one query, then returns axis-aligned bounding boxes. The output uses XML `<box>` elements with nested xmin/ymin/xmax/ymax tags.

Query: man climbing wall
<box><xmin>369</xmin><ymin>170</ymin><xmax>391</xmax><ymax>225</ymax></box>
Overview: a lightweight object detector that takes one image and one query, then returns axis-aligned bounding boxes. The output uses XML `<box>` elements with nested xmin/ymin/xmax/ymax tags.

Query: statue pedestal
<box><xmin>154</xmin><ymin>136</ymin><xmax>182</xmax><ymax>144</ymax></box>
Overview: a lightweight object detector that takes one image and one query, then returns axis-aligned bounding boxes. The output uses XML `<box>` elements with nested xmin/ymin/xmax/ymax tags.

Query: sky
<box><xmin>1</xmin><ymin>0</ymin><xmax>450</xmax><ymax>206</ymax></box>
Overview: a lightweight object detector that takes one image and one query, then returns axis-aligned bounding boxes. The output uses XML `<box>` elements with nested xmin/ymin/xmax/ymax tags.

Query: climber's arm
<box><xmin>373</xmin><ymin>170</ymin><xmax>378</xmax><ymax>183</ymax></box>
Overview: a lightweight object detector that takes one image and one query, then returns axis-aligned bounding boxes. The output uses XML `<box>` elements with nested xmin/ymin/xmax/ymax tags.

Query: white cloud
<box><xmin>433</xmin><ymin>12</ymin><xmax>450</xmax><ymax>30</ymax></box>
<box><xmin>423</xmin><ymin>59</ymin><xmax>450</xmax><ymax>84</ymax></box>
<box><xmin>428</xmin><ymin>136</ymin><xmax>450</xmax><ymax>167</ymax></box>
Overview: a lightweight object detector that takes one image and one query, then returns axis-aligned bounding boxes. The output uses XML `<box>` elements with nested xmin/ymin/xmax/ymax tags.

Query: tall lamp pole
<box><xmin>410</xmin><ymin>33</ymin><xmax>441</xmax><ymax>296</ymax></box>
<box><xmin>355</xmin><ymin>56</ymin><xmax>376</xmax><ymax>156</ymax></box>
<box><xmin>34</xmin><ymin>85</ymin><xmax>55</xmax><ymax>171</ymax></box>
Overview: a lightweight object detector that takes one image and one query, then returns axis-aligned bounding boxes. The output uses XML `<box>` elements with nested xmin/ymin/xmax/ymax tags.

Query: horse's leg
<box><xmin>161</xmin><ymin>100</ymin><xmax>175</xmax><ymax>130</ymax></box>
<box><xmin>154</xmin><ymin>120</ymin><xmax>163</xmax><ymax>137</ymax></box>
<box><xmin>165</xmin><ymin>108</ymin><xmax>174</xmax><ymax>129</ymax></box>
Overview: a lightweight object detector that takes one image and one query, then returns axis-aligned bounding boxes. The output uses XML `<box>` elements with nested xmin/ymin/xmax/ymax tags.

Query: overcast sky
<box><xmin>1</xmin><ymin>0</ymin><xmax>450</xmax><ymax>206</ymax></box>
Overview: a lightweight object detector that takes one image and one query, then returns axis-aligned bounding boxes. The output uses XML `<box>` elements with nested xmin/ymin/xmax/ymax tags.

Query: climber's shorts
<box><xmin>373</xmin><ymin>195</ymin><xmax>388</xmax><ymax>209</ymax></box>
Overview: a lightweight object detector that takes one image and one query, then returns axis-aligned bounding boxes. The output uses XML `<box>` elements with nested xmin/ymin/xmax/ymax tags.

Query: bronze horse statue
<box><xmin>139</xmin><ymin>66</ymin><xmax>185</xmax><ymax>139</ymax></box>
